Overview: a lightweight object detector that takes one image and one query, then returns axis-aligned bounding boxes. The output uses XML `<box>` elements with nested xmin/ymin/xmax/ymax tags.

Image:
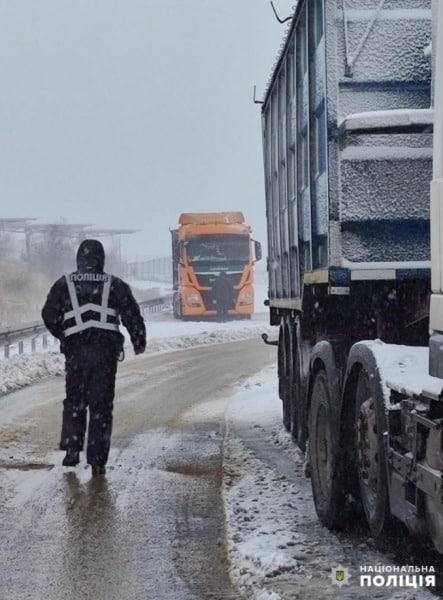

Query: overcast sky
<box><xmin>0</xmin><ymin>1</ymin><xmax>294</xmax><ymax>259</ymax></box>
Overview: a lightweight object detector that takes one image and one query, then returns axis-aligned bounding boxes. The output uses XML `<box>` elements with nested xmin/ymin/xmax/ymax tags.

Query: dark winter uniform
<box><xmin>41</xmin><ymin>239</ymin><xmax>146</xmax><ymax>474</ymax></box>
<box><xmin>213</xmin><ymin>271</ymin><xmax>234</xmax><ymax>321</ymax></box>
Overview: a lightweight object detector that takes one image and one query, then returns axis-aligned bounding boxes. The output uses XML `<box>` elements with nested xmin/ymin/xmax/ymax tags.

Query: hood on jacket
<box><xmin>76</xmin><ymin>239</ymin><xmax>105</xmax><ymax>272</ymax></box>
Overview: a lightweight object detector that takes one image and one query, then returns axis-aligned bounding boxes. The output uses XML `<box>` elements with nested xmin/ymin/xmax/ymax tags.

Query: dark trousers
<box><xmin>217</xmin><ymin>307</ymin><xmax>228</xmax><ymax>321</ymax></box>
<box><xmin>60</xmin><ymin>346</ymin><xmax>118</xmax><ymax>467</ymax></box>
<box><xmin>216</xmin><ymin>305</ymin><xmax>228</xmax><ymax>321</ymax></box>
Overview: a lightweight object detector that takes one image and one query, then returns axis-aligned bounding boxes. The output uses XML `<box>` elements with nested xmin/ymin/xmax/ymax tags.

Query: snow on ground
<box><xmin>0</xmin><ymin>281</ymin><xmax>303</xmax><ymax>599</ymax></box>
<box><xmin>223</xmin><ymin>370</ymin><xmax>304</xmax><ymax>599</ymax></box>
<box><xmin>0</xmin><ymin>312</ymin><xmax>273</xmax><ymax>394</ymax></box>
<box><xmin>0</xmin><ymin>280</ymin><xmax>274</xmax><ymax>393</ymax></box>
<box><xmin>0</xmin><ymin>281</ymin><xmax>437</xmax><ymax>599</ymax></box>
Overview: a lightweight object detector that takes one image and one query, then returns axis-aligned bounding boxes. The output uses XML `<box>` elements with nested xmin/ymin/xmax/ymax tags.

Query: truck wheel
<box><xmin>291</xmin><ymin>331</ymin><xmax>307</xmax><ymax>452</ymax></box>
<box><xmin>278</xmin><ymin>325</ymin><xmax>291</xmax><ymax>431</ymax></box>
<box><xmin>282</xmin><ymin>396</ymin><xmax>291</xmax><ymax>431</ymax></box>
<box><xmin>291</xmin><ymin>356</ymin><xmax>304</xmax><ymax>448</ymax></box>
<box><xmin>355</xmin><ymin>367</ymin><xmax>389</xmax><ymax>538</ymax></box>
<box><xmin>309</xmin><ymin>369</ymin><xmax>343</xmax><ymax>529</ymax></box>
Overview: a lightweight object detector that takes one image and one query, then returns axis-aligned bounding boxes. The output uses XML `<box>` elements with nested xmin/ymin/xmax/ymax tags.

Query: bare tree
<box><xmin>30</xmin><ymin>224</ymin><xmax>77</xmax><ymax>280</ymax></box>
<box><xmin>0</xmin><ymin>258</ymin><xmax>50</xmax><ymax>326</ymax></box>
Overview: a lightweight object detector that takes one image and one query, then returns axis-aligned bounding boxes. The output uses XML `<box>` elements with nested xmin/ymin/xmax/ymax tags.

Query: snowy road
<box><xmin>0</xmin><ymin>337</ymin><xmax>275</xmax><ymax>599</ymax></box>
<box><xmin>1</xmin><ymin>312</ymin><xmax>443</xmax><ymax>599</ymax></box>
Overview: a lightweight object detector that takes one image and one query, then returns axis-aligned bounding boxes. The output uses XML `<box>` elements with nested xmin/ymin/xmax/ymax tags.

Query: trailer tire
<box><xmin>291</xmin><ymin>332</ymin><xmax>307</xmax><ymax>451</ymax></box>
<box><xmin>283</xmin><ymin>397</ymin><xmax>291</xmax><ymax>431</ymax></box>
<box><xmin>278</xmin><ymin>325</ymin><xmax>291</xmax><ymax>431</ymax></box>
<box><xmin>291</xmin><ymin>367</ymin><xmax>305</xmax><ymax>449</ymax></box>
<box><xmin>309</xmin><ymin>369</ymin><xmax>343</xmax><ymax>529</ymax></box>
<box><xmin>354</xmin><ymin>365</ymin><xmax>390</xmax><ymax>538</ymax></box>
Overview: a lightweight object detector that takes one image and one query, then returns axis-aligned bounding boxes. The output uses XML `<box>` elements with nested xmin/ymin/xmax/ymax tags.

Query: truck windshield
<box><xmin>186</xmin><ymin>234</ymin><xmax>250</xmax><ymax>264</ymax></box>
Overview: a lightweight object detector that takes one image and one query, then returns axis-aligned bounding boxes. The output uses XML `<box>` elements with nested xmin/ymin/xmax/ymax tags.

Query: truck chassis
<box><xmin>270</xmin><ymin>277</ymin><xmax>443</xmax><ymax>551</ymax></box>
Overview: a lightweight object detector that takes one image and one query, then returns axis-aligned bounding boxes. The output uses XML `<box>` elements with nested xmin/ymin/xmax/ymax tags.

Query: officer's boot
<box><xmin>62</xmin><ymin>450</ymin><xmax>80</xmax><ymax>467</ymax></box>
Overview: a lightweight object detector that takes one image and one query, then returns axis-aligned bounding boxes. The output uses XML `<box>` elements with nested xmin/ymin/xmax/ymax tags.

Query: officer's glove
<box><xmin>133</xmin><ymin>343</ymin><xmax>146</xmax><ymax>355</ymax></box>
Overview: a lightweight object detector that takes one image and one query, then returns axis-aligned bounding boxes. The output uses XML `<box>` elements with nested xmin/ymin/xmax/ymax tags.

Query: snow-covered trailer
<box><xmin>260</xmin><ymin>0</ymin><xmax>443</xmax><ymax>551</ymax></box>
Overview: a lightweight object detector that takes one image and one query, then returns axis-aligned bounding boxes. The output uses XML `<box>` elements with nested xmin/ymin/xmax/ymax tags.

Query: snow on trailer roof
<box><xmin>338</xmin><ymin>108</ymin><xmax>434</xmax><ymax>135</ymax></box>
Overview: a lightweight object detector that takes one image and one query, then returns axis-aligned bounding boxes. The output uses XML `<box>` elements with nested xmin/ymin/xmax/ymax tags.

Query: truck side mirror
<box><xmin>254</xmin><ymin>240</ymin><xmax>262</xmax><ymax>262</ymax></box>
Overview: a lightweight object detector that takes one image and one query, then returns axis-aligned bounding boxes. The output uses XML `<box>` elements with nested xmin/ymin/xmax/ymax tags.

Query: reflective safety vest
<box><xmin>63</xmin><ymin>273</ymin><xmax>120</xmax><ymax>337</ymax></box>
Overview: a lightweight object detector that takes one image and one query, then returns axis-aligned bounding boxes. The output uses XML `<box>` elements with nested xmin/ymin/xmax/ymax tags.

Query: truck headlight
<box><xmin>239</xmin><ymin>291</ymin><xmax>253</xmax><ymax>303</ymax></box>
<box><xmin>185</xmin><ymin>293</ymin><xmax>200</xmax><ymax>302</ymax></box>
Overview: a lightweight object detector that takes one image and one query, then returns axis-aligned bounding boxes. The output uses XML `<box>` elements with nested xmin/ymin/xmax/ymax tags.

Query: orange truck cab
<box><xmin>171</xmin><ymin>212</ymin><xmax>261</xmax><ymax>320</ymax></box>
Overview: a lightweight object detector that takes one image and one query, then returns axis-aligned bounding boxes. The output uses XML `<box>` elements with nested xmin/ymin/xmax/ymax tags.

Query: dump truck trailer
<box><xmin>171</xmin><ymin>212</ymin><xmax>261</xmax><ymax>320</ymax></box>
<box><xmin>261</xmin><ymin>0</ymin><xmax>443</xmax><ymax>553</ymax></box>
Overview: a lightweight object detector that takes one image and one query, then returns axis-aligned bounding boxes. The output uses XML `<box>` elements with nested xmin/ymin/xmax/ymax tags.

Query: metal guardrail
<box><xmin>0</xmin><ymin>321</ymin><xmax>49</xmax><ymax>358</ymax></box>
<box><xmin>0</xmin><ymin>321</ymin><xmax>46</xmax><ymax>340</ymax></box>
<box><xmin>0</xmin><ymin>294</ymin><xmax>173</xmax><ymax>358</ymax></box>
<box><xmin>139</xmin><ymin>294</ymin><xmax>173</xmax><ymax>316</ymax></box>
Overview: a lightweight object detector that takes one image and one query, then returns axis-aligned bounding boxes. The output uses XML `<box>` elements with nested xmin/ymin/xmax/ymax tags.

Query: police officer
<box><xmin>213</xmin><ymin>271</ymin><xmax>234</xmax><ymax>322</ymax></box>
<box><xmin>42</xmin><ymin>239</ymin><xmax>146</xmax><ymax>476</ymax></box>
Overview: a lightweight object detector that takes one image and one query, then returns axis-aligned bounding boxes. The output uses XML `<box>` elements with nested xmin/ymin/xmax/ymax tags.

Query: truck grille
<box><xmin>195</xmin><ymin>272</ymin><xmax>241</xmax><ymax>311</ymax></box>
